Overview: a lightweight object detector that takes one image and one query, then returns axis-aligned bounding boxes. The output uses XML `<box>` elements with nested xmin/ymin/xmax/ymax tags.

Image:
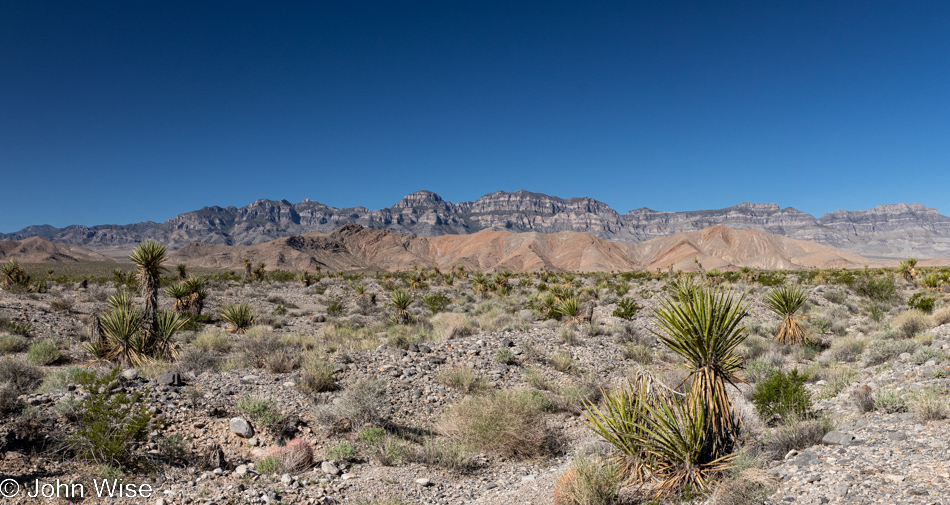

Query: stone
<box><xmin>280</xmin><ymin>473</ymin><xmax>293</xmax><ymax>484</ymax></box>
<box><xmin>415</xmin><ymin>478</ymin><xmax>432</xmax><ymax>486</ymax></box>
<box><xmin>121</xmin><ymin>369</ymin><xmax>139</xmax><ymax>380</ymax></box>
<box><xmin>235</xmin><ymin>465</ymin><xmax>248</xmax><ymax>477</ymax></box>
<box><xmin>821</xmin><ymin>431</ymin><xmax>854</xmax><ymax>446</ymax></box>
<box><xmin>321</xmin><ymin>461</ymin><xmax>340</xmax><ymax>475</ymax></box>
<box><xmin>230</xmin><ymin>417</ymin><xmax>254</xmax><ymax>438</ymax></box>
<box><xmin>158</xmin><ymin>371</ymin><xmax>183</xmax><ymax>386</ymax></box>
<box><xmin>501</xmin><ymin>338</ymin><xmax>514</xmax><ymax>347</ymax></box>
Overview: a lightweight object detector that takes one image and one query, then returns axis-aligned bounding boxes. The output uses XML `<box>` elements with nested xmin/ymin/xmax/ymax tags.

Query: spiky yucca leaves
<box><xmin>166</xmin><ymin>277</ymin><xmax>208</xmax><ymax>315</ymax></box>
<box><xmin>129</xmin><ymin>240</ymin><xmax>168</xmax><ymax>348</ymax></box>
<box><xmin>1</xmin><ymin>260</ymin><xmax>29</xmax><ymax>288</ymax></box>
<box><xmin>652</xmin><ymin>286</ymin><xmax>748</xmax><ymax>456</ymax></box>
<box><xmin>165</xmin><ymin>283</ymin><xmax>191</xmax><ymax>313</ymax></box>
<box><xmin>221</xmin><ymin>303</ymin><xmax>256</xmax><ymax>333</ymax></box>
<box><xmin>153</xmin><ymin>311</ymin><xmax>188</xmax><ymax>359</ymax></box>
<box><xmin>897</xmin><ymin>258</ymin><xmax>918</xmax><ymax>283</ymax></box>
<box><xmin>555</xmin><ymin>296</ymin><xmax>583</xmax><ymax>324</ymax></box>
<box><xmin>99</xmin><ymin>304</ymin><xmax>145</xmax><ymax>366</ymax></box>
<box><xmin>583</xmin><ymin>370</ymin><xmax>734</xmax><ymax>498</ymax></box>
<box><xmin>763</xmin><ymin>285</ymin><xmax>809</xmax><ymax>346</ymax></box>
<box><xmin>390</xmin><ymin>289</ymin><xmax>413</xmax><ymax>324</ymax></box>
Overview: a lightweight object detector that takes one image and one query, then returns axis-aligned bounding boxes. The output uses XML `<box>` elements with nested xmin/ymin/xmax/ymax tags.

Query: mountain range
<box><xmin>4</xmin><ymin>190</ymin><xmax>950</xmax><ymax>258</ymax></box>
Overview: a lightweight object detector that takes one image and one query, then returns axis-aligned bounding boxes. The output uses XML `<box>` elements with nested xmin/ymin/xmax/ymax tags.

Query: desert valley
<box><xmin>1</xmin><ymin>192</ymin><xmax>950</xmax><ymax>505</ymax></box>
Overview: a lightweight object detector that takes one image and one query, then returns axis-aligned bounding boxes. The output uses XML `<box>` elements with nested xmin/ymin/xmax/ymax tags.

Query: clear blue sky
<box><xmin>3</xmin><ymin>1</ymin><xmax>950</xmax><ymax>232</ymax></box>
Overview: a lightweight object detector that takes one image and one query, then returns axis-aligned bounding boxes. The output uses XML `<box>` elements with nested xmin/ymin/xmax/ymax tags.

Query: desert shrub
<box><xmin>524</xmin><ymin>367</ymin><xmax>552</xmax><ymax>390</ymax></box>
<box><xmin>494</xmin><ymin>348</ymin><xmax>516</xmax><ymax>365</ymax></box>
<box><xmin>436</xmin><ymin>366</ymin><xmax>487</xmax><ymax>393</ymax></box>
<box><xmin>36</xmin><ymin>366</ymin><xmax>85</xmax><ymax>393</ymax></box>
<box><xmin>438</xmin><ymin>389</ymin><xmax>554</xmax><ymax>459</ymax></box>
<box><xmin>811</xmin><ymin>363</ymin><xmax>856</xmax><ymax>399</ymax></box>
<box><xmin>892</xmin><ymin>309</ymin><xmax>930</xmax><ymax>338</ymax></box>
<box><xmin>365</xmin><ymin>433</ymin><xmax>404</xmax><ymax>466</ymax></box>
<box><xmin>854</xmin><ymin>272</ymin><xmax>897</xmax><ymax>301</ymax></box>
<box><xmin>708</xmin><ymin>466</ymin><xmax>778</xmax><ymax>505</ymax></box>
<box><xmin>743</xmin><ymin>360</ymin><xmax>778</xmax><ymax>384</ymax></box>
<box><xmin>404</xmin><ymin>437</ymin><xmax>477</xmax><ymax>473</ymax></box>
<box><xmin>298</xmin><ymin>353</ymin><xmax>337</xmax><ymax>393</ymax></box>
<box><xmin>236</xmin><ymin>327</ymin><xmax>283</xmax><ymax>368</ymax></box>
<box><xmin>175</xmin><ymin>348</ymin><xmax>221</xmax><ymax>374</ymax></box>
<box><xmin>264</xmin><ymin>348</ymin><xmax>300</xmax><ymax>373</ymax></box>
<box><xmin>932</xmin><ymin>305</ymin><xmax>950</xmax><ymax>326</ymax></box>
<box><xmin>422</xmin><ymin>293</ymin><xmax>451</xmax><ymax>313</ymax></box>
<box><xmin>908</xmin><ymin>387</ymin><xmax>949</xmax><ymax>422</ymax></box>
<box><xmin>751</xmin><ymin>369</ymin><xmax>810</xmax><ymax>421</ymax></box>
<box><xmin>430</xmin><ymin>312</ymin><xmax>475</xmax><ymax>340</ymax></box>
<box><xmin>619</xmin><ymin>343</ymin><xmax>652</xmax><ymax>364</ymax></box>
<box><xmin>560</xmin><ymin>326</ymin><xmax>579</xmax><ymax>345</ymax></box>
<box><xmin>549</xmin><ymin>380</ymin><xmax>601</xmax><ymax>414</ymax></box>
<box><xmin>863</xmin><ymin>339</ymin><xmax>919</xmax><ymax>366</ymax></box>
<box><xmin>867</xmin><ymin>303</ymin><xmax>888</xmax><ymax>323</ymax></box>
<box><xmin>0</xmin><ymin>334</ymin><xmax>27</xmax><ymax>354</ymax></box>
<box><xmin>850</xmin><ymin>385</ymin><xmax>875</xmax><ymax>413</ymax></box>
<box><xmin>826</xmin><ymin>335</ymin><xmax>866</xmax><ymax>362</ymax></box>
<box><xmin>220</xmin><ymin>303</ymin><xmax>256</xmax><ymax>333</ymax></box>
<box><xmin>612</xmin><ymin>297</ymin><xmax>641</xmax><ymax>320</ymax></box>
<box><xmin>66</xmin><ymin>367</ymin><xmax>151</xmax><ymax>466</ymax></box>
<box><xmin>27</xmin><ymin>340</ymin><xmax>61</xmax><ymax>365</ymax></box>
<box><xmin>823</xmin><ymin>290</ymin><xmax>847</xmax><ymax>305</ymax></box>
<box><xmin>874</xmin><ymin>390</ymin><xmax>907</xmax><ymax>413</ymax></box>
<box><xmin>0</xmin><ymin>357</ymin><xmax>44</xmax><ymax>393</ymax></box>
<box><xmin>0</xmin><ymin>317</ymin><xmax>32</xmax><ymax>337</ymax></box>
<box><xmin>314</xmin><ymin>378</ymin><xmax>388</xmax><ymax>431</ymax></box>
<box><xmin>0</xmin><ymin>383</ymin><xmax>23</xmax><ymax>415</ymax></box>
<box><xmin>553</xmin><ymin>456</ymin><xmax>622</xmax><ymax>505</ymax></box>
<box><xmin>236</xmin><ymin>397</ymin><xmax>284</xmax><ymax>432</ymax></box>
<box><xmin>908</xmin><ymin>293</ymin><xmax>936</xmax><ymax>314</ymax></box>
<box><xmin>810</xmin><ymin>316</ymin><xmax>832</xmax><ymax>335</ymax></box>
<box><xmin>910</xmin><ymin>346</ymin><xmax>944</xmax><ymax>363</ymax></box>
<box><xmin>759</xmin><ymin>415</ymin><xmax>834</xmax><ymax>460</ymax></box>
<box><xmin>257</xmin><ymin>438</ymin><xmax>314</xmax><ymax>474</ymax></box>
<box><xmin>327</xmin><ymin>440</ymin><xmax>357</xmax><ymax>462</ymax></box>
<box><xmin>550</xmin><ymin>351</ymin><xmax>578</xmax><ymax>374</ymax></box>
<box><xmin>359</xmin><ymin>426</ymin><xmax>388</xmax><ymax>445</ymax></box>
<box><xmin>49</xmin><ymin>297</ymin><xmax>73</xmax><ymax>312</ymax></box>
<box><xmin>192</xmin><ymin>330</ymin><xmax>231</xmax><ymax>353</ymax></box>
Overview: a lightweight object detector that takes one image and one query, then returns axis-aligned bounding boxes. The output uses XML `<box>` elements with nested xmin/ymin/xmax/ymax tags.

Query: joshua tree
<box><xmin>763</xmin><ymin>285</ymin><xmax>809</xmax><ymax>346</ymax></box>
<box><xmin>390</xmin><ymin>289</ymin><xmax>413</xmax><ymax>324</ymax></box>
<box><xmin>129</xmin><ymin>240</ymin><xmax>168</xmax><ymax>347</ymax></box>
<box><xmin>255</xmin><ymin>262</ymin><xmax>266</xmax><ymax>281</ymax></box>
<box><xmin>177</xmin><ymin>263</ymin><xmax>187</xmax><ymax>280</ymax></box>
<box><xmin>47</xmin><ymin>268</ymin><xmax>55</xmax><ymax>280</ymax></box>
<box><xmin>243</xmin><ymin>258</ymin><xmax>252</xmax><ymax>282</ymax></box>
<box><xmin>897</xmin><ymin>258</ymin><xmax>918</xmax><ymax>283</ymax></box>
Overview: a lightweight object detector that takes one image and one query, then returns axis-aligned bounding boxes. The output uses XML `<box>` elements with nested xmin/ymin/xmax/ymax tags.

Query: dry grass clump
<box><xmin>932</xmin><ymin>305</ymin><xmax>950</xmax><ymax>326</ymax></box>
<box><xmin>708</xmin><ymin>467</ymin><xmax>778</xmax><ymax>505</ymax></box>
<box><xmin>552</xmin><ymin>456</ymin><xmax>622</xmax><ymax>505</ymax></box>
<box><xmin>191</xmin><ymin>330</ymin><xmax>232</xmax><ymax>353</ymax></box>
<box><xmin>760</xmin><ymin>415</ymin><xmax>835</xmax><ymax>460</ymax></box>
<box><xmin>436</xmin><ymin>365</ymin><xmax>487</xmax><ymax>393</ymax></box>
<box><xmin>863</xmin><ymin>338</ymin><xmax>919</xmax><ymax>366</ymax></box>
<box><xmin>908</xmin><ymin>387</ymin><xmax>949</xmax><ymax>422</ymax></box>
<box><xmin>257</xmin><ymin>438</ymin><xmax>314</xmax><ymax>474</ymax></box>
<box><xmin>235</xmin><ymin>326</ymin><xmax>284</xmax><ymax>368</ymax></box>
<box><xmin>314</xmin><ymin>378</ymin><xmax>388</xmax><ymax>432</ymax></box>
<box><xmin>175</xmin><ymin>348</ymin><xmax>222</xmax><ymax>374</ymax></box>
<box><xmin>892</xmin><ymin>309</ymin><xmax>930</xmax><ymax>338</ymax></box>
<box><xmin>550</xmin><ymin>351</ymin><xmax>578</xmax><ymax>374</ymax></box>
<box><xmin>0</xmin><ymin>334</ymin><xmax>28</xmax><ymax>354</ymax></box>
<box><xmin>0</xmin><ymin>357</ymin><xmax>44</xmax><ymax>393</ymax></box>
<box><xmin>438</xmin><ymin>389</ymin><xmax>555</xmax><ymax>459</ymax></box>
<box><xmin>825</xmin><ymin>335</ymin><xmax>866</xmax><ymax>362</ymax></box>
<box><xmin>851</xmin><ymin>385</ymin><xmax>875</xmax><ymax>413</ymax></box>
<box><xmin>297</xmin><ymin>352</ymin><xmax>336</xmax><ymax>393</ymax></box>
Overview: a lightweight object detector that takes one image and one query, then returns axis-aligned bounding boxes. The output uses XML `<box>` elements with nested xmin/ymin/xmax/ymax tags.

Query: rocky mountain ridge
<box><xmin>4</xmin><ymin>190</ymin><xmax>950</xmax><ymax>258</ymax></box>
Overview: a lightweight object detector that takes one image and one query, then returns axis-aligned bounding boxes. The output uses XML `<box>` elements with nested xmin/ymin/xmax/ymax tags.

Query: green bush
<box><xmin>236</xmin><ymin>397</ymin><xmax>284</xmax><ymax>432</ymax></box>
<box><xmin>327</xmin><ymin>440</ymin><xmax>357</xmax><ymax>461</ymax></box>
<box><xmin>0</xmin><ymin>334</ymin><xmax>27</xmax><ymax>354</ymax></box>
<box><xmin>908</xmin><ymin>293</ymin><xmax>936</xmax><ymax>314</ymax></box>
<box><xmin>26</xmin><ymin>340</ymin><xmax>61</xmax><ymax>365</ymax></box>
<box><xmin>853</xmin><ymin>272</ymin><xmax>897</xmax><ymax>301</ymax></box>
<box><xmin>422</xmin><ymin>293</ymin><xmax>451</xmax><ymax>313</ymax></box>
<box><xmin>67</xmin><ymin>367</ymin><xmax>152</xmax><ymax>466</ymax></box>
<box><xmin>864</xmin><ymin>339</ymin><xmax>919</xmax><ymax>366</ymax></box>
<box><xmin>612</xmin><ymin>297</ymin><xmax>641</xmax><ymax>320</ymax></box>
<box><xmin>751</xmin><ymin>369</ymin><xmax>811</xmax><ymax>421</ymax></box>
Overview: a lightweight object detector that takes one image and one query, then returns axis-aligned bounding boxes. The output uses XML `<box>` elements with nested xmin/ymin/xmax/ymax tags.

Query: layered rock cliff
<box><xmin>3</xmin><ymin>190</ymin><xmax>949</xmax><ymax>258</ymax></box>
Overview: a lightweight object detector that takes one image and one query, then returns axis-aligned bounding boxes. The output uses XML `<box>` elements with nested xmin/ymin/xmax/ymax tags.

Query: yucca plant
<box><xmin>176</xmin><ymin>263</ymin><xmax>187</xmax><ymax>280</ymax></box>
<box><xmin>897</xmin><ymin>258</ymin><xmax>918</xmax><ymax>283</ymax></box>
<box><xmin>652</xmin><ymin>286</ymin><xmax>748</xmax><ymax>456</ymax></box>
<box><xmin>555</xmin><ymin>296</ymin><xmax>583</xmax><ymax>325</ymax></box>
<box><xmin>221</xmin><ymin>303</ymin><xmax>256</xmax><ymax>333</ymax></box>
<box><xmin>129</xmin><ymin>240</ymin><xmax>168</xmax><ymax>348</ymax></box>
<box><xmin>763</xmin><ymin>285</ymin><xmax>809</xmax><ymax>346</ymax></box>
<box><xmin>165</xmin><ymin>283</ymin><xmax>191</xmax><ymax>313</ymax></box>
<box><xmin>153</xmin><ymin>311</ymin><xmax>188</xmax><ymax>359</ymax></box>
<box><xmin>390</xmin><ymin>289</ymin><xmax>413</xmax><ymax>324</ymax></box>
<box><xmin>99</xmin><ymin>304</ymin><xmax>145</xmax><ymax>366</ymax></box>
<box><xmin>0</xmin><ymin>260</ymin><xmax>29</xmax><ymax>289</ymax></box>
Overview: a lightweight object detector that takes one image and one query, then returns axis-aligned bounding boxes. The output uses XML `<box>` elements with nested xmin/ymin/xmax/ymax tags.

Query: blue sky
<box><xmin>3</xmin><ymin>1</ymin><xmax>950</xmax><ymax>232</ymax></box>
